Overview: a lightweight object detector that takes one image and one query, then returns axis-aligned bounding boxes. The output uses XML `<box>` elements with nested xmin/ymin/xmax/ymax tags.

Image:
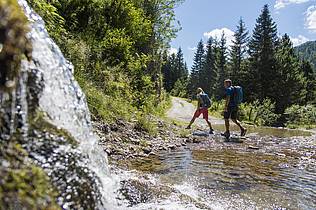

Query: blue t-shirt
<box><xmin>225</xmin><ymin>87</ymin><xmax>236</xmax><ymax>107</ymax></box>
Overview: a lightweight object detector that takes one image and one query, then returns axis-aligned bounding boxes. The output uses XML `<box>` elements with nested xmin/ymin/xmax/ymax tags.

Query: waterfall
<box><xmin>0</xmin><ymin>0</ymin><xmax>119</xmax><ymax>209</ymax></box>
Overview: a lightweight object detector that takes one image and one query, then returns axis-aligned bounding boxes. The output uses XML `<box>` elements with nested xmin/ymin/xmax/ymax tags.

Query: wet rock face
<box><xmin>0</xmin><ymin>1</ymin><xmax>110</xmax><ymax>209</ymax></box>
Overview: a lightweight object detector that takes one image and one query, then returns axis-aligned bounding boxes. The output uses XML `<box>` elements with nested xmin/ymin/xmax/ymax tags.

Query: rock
<box><xmin>248</xmin><ymin>145</ymin><xmax>260</xmax><ymax>150</ymax></box>
<box><xmin>168</xmin><ymin>144</ymin><xmax>176</xmax><ymax>150</ymax></box>
<box><xmin>193</xmin><ymin>138</ymin><xmax>202</xmax><ymax>143</ymax></box>
<box><xmin>143</xmin><ymin>147</ymin><xmax>152</xmax><ymax>154</ymax></box>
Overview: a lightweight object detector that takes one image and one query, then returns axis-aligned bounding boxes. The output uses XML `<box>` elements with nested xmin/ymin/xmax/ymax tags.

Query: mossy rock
<box><xmin>0</xmin><ymin>141</ymin><xmax>60</xmax><ymax>210</ymax></box>
<box><xmin>0</xmin><ymin>0</ymin><xmax>32</xmax><ymax>91</ymax></box>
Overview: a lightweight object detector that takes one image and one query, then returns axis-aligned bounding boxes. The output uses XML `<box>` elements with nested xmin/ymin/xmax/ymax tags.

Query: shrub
<box><xmin>285</xmin><ymin>104</ymin><xmax>316</xmax><ymax>128</ymax></box>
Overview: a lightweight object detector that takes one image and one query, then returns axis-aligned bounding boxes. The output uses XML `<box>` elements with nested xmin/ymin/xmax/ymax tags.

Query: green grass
<box><xmin>77</xmin><ymin>77</ymin><xmax>137</xmax><ymax>123</ymax></box>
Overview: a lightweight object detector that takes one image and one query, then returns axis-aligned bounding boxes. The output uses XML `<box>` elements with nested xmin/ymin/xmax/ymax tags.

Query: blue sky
<box><xmin>170</xmin><ymin>0</ymin><xmax>316</xmax><ymax>68</ymax></box>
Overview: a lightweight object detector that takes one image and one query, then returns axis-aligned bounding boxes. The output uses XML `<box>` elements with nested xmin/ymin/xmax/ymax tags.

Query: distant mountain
<box><xmin>295</xmin><ymin>41</ymin><xmax>316</xmax><ymax>69</ymax></box>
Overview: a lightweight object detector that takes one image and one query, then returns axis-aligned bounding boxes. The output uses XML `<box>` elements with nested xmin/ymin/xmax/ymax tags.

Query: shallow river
<box><xmin>114</xmin><ymin>127</ymin><xmax>316</xmax><ymax>210</ymax></box>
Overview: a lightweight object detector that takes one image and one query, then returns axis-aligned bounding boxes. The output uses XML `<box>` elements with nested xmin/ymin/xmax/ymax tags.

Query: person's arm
<box><xmin>197</xmin><ymin>97</ymin><xmax>201</xmax><ymax>110</ymax></box>
<box><xmin>224</xmin><ymin>95</ymin><xmax>230</xmax><ymax>112</ymax></box>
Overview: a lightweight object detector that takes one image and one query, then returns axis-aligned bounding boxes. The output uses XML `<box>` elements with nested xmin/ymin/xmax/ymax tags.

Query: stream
<box><xmin>114</xmin><ymin>127</ymin><xmax>316</xmax><ymax>209</ymax></box>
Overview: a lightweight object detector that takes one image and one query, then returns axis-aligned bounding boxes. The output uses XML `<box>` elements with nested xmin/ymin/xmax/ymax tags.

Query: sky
<box><xmin>170</xmin><ymin>0</ymin><xmax>316</xmax><ymax>68</ymax></box>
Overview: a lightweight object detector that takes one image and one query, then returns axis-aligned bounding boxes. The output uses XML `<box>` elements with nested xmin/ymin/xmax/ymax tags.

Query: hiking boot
<box><xmin>221</xmin><ymin>131</ymin><xmax>230</xmax><ymax>139</ymax></box>
<box><xmin>209</xmin><ymin>129</ymin><xmax>214</xmax><ymax>134</ymax></box>
<box><xmin>241</xmin><ymin>128</ymin><xmax>247</xmax><ymax>136</ymax></box>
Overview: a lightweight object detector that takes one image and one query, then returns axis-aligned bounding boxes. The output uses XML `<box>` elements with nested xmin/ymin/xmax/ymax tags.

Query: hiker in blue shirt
<box><xmin>222</xmin><ymin>79</ymin><xmax>247</xmax><ymax>138</ymax></box>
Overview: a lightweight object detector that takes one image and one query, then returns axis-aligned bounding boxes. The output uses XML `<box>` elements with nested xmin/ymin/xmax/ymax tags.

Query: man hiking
<box><xmin>222</xmin><ymin>79</ymin><xmax>247</xmax><ymax>139</ymax></box>
<box><xmin>186</xmin><ymin>88</ymin><xmax>214</xmax><ymax>134</ymax></box>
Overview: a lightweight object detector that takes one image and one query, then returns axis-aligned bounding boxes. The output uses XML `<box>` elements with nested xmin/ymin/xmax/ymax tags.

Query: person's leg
<box><xmin>186</xmin><ymin>117</ymin><xmax>196</xmax><ymax>129</ymax></box>
<box><xmin>223</xmin><ymin>109</ymin><xmax>231</xmax><ymax>138</ymax></box>
<box><xmin>202</xmin><ymin>108</ymin><xmax>213</xmax><ymax>131</ymax></box>
<box><xmin>225</xmin><ymin>119</ymin><xmax>230</xmax><ymax>132</ymax></box>
<box><xmin>231</xmin><ymin>108</ymin><xmax>247</xmax><ymax>136</ymax></box>
<box><xmin>186</xmin><ymin>109</ymin><xmax>200</xmax><ymax>129</ymax></box>
<box><xmin>232</xmin><ymin>119</ymin><xmax>243</xmax><ymax>130</ymax></box>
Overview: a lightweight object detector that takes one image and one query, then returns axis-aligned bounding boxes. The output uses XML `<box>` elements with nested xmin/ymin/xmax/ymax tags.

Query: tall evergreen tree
<box><xmin>162</xmin><ymin>48</ymin><xmax>188</xmax><ymax>93</ymax></box>
<box><xmin>247</xmin><ymin>4</ymin><xmax>279</xmax><ymax>101</ymax></box>
<box><xmin>275</xmin><ymin>34</ymin><xmax>306</xmax><ymax>113</ymax></box>
<box><xmin>188</xmin><ymin>40</ymin><xmax>205</xmax><ymax>96</ymax></box>
<box><xmin>229</xmin><ymin>17</ymin><xmax>249</xmax><ymax>85</ymax></box>
<box><xmin>200</xmin><ymin>37</ymin><xmax>217</xmax><ymax>96</ymax></box>
<box><xmin>301</xmin><ymin>60</ymin><xmax>316</xmax><ymax>105</ymax></box>
<box><xmin>175</xmin><ymin>47</ymin><xmax>187</xmax><ymax>79</ymax></box>
<box><xmin>214</xmin><ymin>32</ymin><xmax>227</xmax><ymax>99</ymax></box>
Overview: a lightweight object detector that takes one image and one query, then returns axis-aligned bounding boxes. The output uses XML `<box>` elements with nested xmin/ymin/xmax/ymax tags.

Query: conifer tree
<box><xmin>274</xmin><ymin>34</ymin><xmax>306</xmax><ymax>113</ymax></box>
<box><xmin>247</xmin><ymin>4</ymin><xmax>279</xmax><ymax>101</ymax></box>
<box><xmin>188</xmin><ymin>40</ymin><xmax>205</xmax><ymax>96</ymax></box>
<box><xmin>214</xmin><ymin>32</ymin><xmax>227</xmax><ymax>99</ymax></box>
<box><xmin>301</xmin><ymin>60</ymin><xmax>316</xmax><ymax>104</ymax></box>
<box><xmin>229</xmin><ymin>18</ymin><xmax>249</xmax><ymax>85</ymax></box>
<box><xmin>200</xmin><ymin>37</ymin><xmax>217</xmax><ymax>96</ymax></box>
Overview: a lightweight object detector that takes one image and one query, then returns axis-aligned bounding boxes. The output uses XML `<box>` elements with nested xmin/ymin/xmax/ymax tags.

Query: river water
<box><xmin>115</xmin><ymin>128</ymin><xmax>316</xmax><ymax>210</ymax></box>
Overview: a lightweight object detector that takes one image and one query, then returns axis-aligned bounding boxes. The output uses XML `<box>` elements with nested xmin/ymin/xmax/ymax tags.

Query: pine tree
<box><xmin>274</xmin><ymin>34</ymin><xmax>306</xmax><ymax>113</ymax></box>
<box><xmin>301</xmin><ymin>60</ymin><xmax>316</xmax><ymax>104</ymax></box>
<box><xmin>188</xmin><ymin>40</ymin><xmax>205</xmax><ymax>96</ymax></box>
<box><xmin>200</xmin><ymin>37</ymin><xmax>217</xmax><ymax>96</ymax></box>
<box><xmin>229</xmin><ymin>17</ymin><xmax>249</xmax><ymax>85</ymax></box>
<box><xmin>247</xmin><ymin>4</ymin><xmax>279</xmax><ymax>101</ymax></box>
<box><xmin>162</xmin><ymin>51</ymin><xmax>173</xmax><ymax>92</ymax></box>
<box><xmin>175</xmin><ymin>47</ymin><xmax>187</xmax><ymax>79</ymax></box>
<box><xmin>214</xmin><ymin>32</ymin><xmax>227</xmax><ymax>99</ymax></box>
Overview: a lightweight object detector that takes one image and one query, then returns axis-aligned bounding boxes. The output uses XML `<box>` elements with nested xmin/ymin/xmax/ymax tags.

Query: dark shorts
<box><xmin>194</xmin><ymin>107</ymin><xmax>208</xmax><ymax>120</ymax></box>
<box><xmin>224</xmin><ymin>106</ymin><xmax>238</xmax><ymax>120</ymax></box>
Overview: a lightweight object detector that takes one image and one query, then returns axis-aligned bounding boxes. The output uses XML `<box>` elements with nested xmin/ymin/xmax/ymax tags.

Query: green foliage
<box><xmin>171</xmin><ymin>78</ymin><xmax>188</xmax><ymax>98</ymax></box>
<box><xmin>295</xmin><ymin>41</ymin><xmax>316</xmax><ymax>69</ymax></box>
<box><xmin>188</xmin><ymin>40</ymin><xmax>205</xmax><ymax>96</ymax></box>
<box><xmin>201</xmin><ymin>37</ymin><xmax>217</xmax><ymax>96</ymax></box>
<box><xmin>162</xmin><ymin>48</ymin><xmax>188</xmax><ymax>93</ymax></box>
<box><xmin>77</xmin><ymin>78</ymin><xmax>136</xmax><ymax>123</ymax></box>
<box><xmin>208</xmin><ymin>100</ymin><xmax>225</xmax><ymax>118</ymax></box>
<box><xmin>239</xmin><ymin>99</ymin><xmax>279</xmax><ymax>126</ymax></box>
<box><xmin>229</xmin><ymin>18</ymin><xmax>249</xmax><ymax>85</ymax></box>
<box><xmin>247</xmin><ymin>4</ymin><xmax>279</xmax><ymax>101</ymax></box>
<box><xmin>274</xmin><ymin>34</ymin><xmax>307</xmax><ymax>113</ymax></box>
<box><xmin>285</xmin><ymin>104</ymin><xmax>316</xmax><ymax>128</ymax></box>
<box><xmin>28</xmin><ymin>0</ymin><xmax>182</xmax><ymax>124</ymax></box>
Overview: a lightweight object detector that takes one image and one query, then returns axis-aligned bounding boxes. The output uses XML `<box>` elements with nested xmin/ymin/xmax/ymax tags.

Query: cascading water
<box><xmin>0</xmin><ymin>0</ymin><xmax>119</xmax><ymax>209</ymax></box>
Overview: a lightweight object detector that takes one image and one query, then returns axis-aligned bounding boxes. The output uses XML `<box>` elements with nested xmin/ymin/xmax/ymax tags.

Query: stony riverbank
<box><xmin>93</xmin><ymin>119</ymin><xmax>198</xmax><ymax>162</ymax></box>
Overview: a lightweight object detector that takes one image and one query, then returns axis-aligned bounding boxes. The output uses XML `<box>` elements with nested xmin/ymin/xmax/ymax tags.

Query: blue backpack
<box><xmin>200</xmin><ymin>93</ymin><xmax>211</xmax><ymax>108</ymax></box>
<box><xmin>233</xmin><ymin>86</ymin><xmax>243</xmax><ymax>105</ymax></box>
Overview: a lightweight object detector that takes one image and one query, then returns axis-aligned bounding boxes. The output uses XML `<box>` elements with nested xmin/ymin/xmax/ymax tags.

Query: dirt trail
<box><xmin>166</xmin><ymin>97</ymin><xmax>224</xmax><ymax>128</ymax></box>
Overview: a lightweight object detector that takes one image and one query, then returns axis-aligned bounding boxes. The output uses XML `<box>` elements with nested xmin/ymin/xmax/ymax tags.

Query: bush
<box><xmin>170</xmin><ymin>79</ymin><xmax>188</xmax><ymax>98</ymax></box>
<box><xmin>239</xmin><ymin>99</ymin><xmax>279</xmax><ymax>126</ymax></box>
<box><xmin>285</xmin><ymin>104</ymin><xmax>316</xmax><ymax>128</ymax></box>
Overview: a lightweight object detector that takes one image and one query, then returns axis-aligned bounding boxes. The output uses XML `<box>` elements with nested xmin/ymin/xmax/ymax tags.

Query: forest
<box><xmin>163</xmin><ymin>5</ymin><xmax>316</xmax><ymax>127</ymax></box>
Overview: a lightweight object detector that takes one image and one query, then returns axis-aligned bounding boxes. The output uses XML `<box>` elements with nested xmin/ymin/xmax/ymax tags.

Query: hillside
<box><xmin>295</xmin><ymin>41</ymin><xmax>316</xmax><ymax>69</ymax></box>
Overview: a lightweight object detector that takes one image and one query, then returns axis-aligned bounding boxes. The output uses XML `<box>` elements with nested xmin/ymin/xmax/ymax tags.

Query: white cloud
<box><xmin>305</xmin><ymin>5</ymin><xmax>316</xmax><ymax>32</ymax></box>
<box><xmin>290</xmin><ymin>35</ymin><xmax>310</xmax><ymax>46</ymax></box>
<box><xmin>203</xmin><ymin>28</ymin><xmax>235</xmax><ymax>47</ymax></box>
<box><xmin>274</xmin><ymin>0</ymin><xmax>310</xmax><ymax>10</ymax></box>
<box><xmin>188</xmin><ymin>47</ymin><xmax>197</xmax><ymax>51</ymax></box>
<box><xmin>168</xmin><ymin>47</ymin><xmax>178</xmax><ymax>55</ymax></box>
